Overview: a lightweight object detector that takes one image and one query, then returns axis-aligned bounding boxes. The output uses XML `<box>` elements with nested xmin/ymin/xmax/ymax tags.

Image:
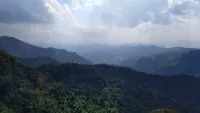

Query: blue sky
<box><xmin>0</xmin><ymin>0</ymin><xmax>200</xmax><ymax>47</ymax></box>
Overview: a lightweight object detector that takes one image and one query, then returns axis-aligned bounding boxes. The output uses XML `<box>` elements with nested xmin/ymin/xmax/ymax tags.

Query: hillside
<box><xmin>121</xmin><ymin>47</ymin><xmax>194</xmax><ymax>74</ymax></box>
<box><xmin>0</xmin><ymin>36</ymin><xmax>91</xmax><ymax>64</ymax></box>
<box><xmin>1</xmin><ymin>49</ymin><xmax>199</xmax><ymax>112</ymax></box>
<box><xmin>0</xmin><ymin>49</ymin><xmax>63</xmax><ymax>112</ymax></box>
<box><xmin>155</xmin><ymin>49</ymin><xmax>200</xmax><ymax>76</ymax></box>
<box><xmin>38</xmin><ymin>64</ymin><xmax>200</xmax><ymax>112</ymax></box>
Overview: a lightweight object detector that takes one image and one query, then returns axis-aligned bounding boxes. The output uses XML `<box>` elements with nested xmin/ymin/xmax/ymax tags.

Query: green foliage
<box><xmin>0</xmin><ymin>50</ymin><xmax>116</xmax><ymax>113</ymax></box>
<box><xmin>38</xmin><ymin>64</ymin><xmax>199</xmax><ymax>113</ymax></box>
<box><xmin>0</xmin><ymin>50</ymin><xmax>200</xmax><ymax>113</ymax></box>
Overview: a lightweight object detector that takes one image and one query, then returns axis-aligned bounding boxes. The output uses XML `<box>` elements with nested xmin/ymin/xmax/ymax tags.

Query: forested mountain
<box><xmin>78</xmin><ymin>45</ymin><xmax>166</xmax><ymax>64</ymax></box>
<box><xmin>155</xmin><ymin>50</ymin><xmax>200</xmax><ymax>76</ymax></box>
<box><xmin>121</xmin><ymin>47</ymin><xmax>195</xmax><ymax>74</ymax></box>
<box><xmin>1</xmin><ymin>49</ymin><xmax>200</xmax><ymax>112</ymax></box>
<box><xmin>0</xmin><ymin>36</ymin><xmax>91</xmax><ymax>64</ymax></box>
<box><xmin>16</xmin><ymin>57</ymin><xmax>60</xmax><ymax>68</ymax></box>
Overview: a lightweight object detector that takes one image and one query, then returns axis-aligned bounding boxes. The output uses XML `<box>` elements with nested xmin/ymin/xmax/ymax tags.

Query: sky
<box><xmin>0</xmin><ymin>0</ymin><xmax>200</xmax><ymax>47</ymax></box>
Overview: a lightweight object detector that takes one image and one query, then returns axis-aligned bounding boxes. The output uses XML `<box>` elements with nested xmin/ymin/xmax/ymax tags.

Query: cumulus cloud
<box><xmin>71</xmin><ymin>0</ymin><xmax>200</xmax><ymax>27</ymax></box>
<box><xmin>0</xmin><ymin>0</ymin><xmax>200</xmax><ymax>47</ymax></box>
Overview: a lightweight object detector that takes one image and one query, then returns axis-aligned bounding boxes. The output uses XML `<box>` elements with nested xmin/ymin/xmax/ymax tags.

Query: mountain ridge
<box><xmin>121</xmin><ymin>47</ymin><xmax>195</xmax><ymax>73</ymax></box>
<box><xmin>0</xmin><ymin>36</ymin><xmax>91</xmax><ymax>64</ymax></box>
<box><xmin>155</xmin><ymin>49</ymin><xmax>200</xmax><ymax>76</ymax></box>
<box><xmin>78</xmin><ymin>44</ymin><xmax>167</xmax><ymax>65</ymax></box>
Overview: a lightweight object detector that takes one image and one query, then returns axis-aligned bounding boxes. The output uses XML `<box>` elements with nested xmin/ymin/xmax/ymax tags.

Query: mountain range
<box><xmin>121</xmin><ymin>47</ymin><xmax>195</xmax><ymax>74</ymax></box>
<box><xmin>67</xmin><ymin>43</ymin><xmax>200</xmax><ymax>76</ymax></box>
<box><xmin>1</xmin><ymin>36</ymin><xmax>200</xmax><ymax>77</ymax></box>
<box><xmin>2</xmin><ymin>36</ymin><xmax>200</xmax><ymax>112</ymax></box>
<box><xmin>121</xmin><ymin>47</ymin><xmax>200</xmax><ymax>76</ymax></box>
<box><xmin>0</xmin><ymin>36</ymin><xmax>91</xmax><ymax>65</ymax></box>
<box><xmin>75</xmin><ymin>44</ymin><xmax>167</xmax><ymax>65</ymax></box>
<box><xmin>155</xmin><ymin>49</ymin><xmax>200</xmax><ymax>76</ymax></box>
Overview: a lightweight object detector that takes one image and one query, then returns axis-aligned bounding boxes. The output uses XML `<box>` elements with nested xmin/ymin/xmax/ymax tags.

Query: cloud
<box><xmin>168</xmin><ymin>0</ymin><xmax>200</xmax><ymax>16</ymax></box>
<box><xmin>71</xmin><ymin>0</ymin><xmax>200</xmax><ymax>27</ymax></box>
<box><xmin>70</xmin><ymin>0</ymin><xmax>171</xmax><ymax>27</ymax></box>
<box><xmin>0</xmin><ymin>0</ymin><xmax>54</xmax><ymax>24</ymax></box>
<box><xmin>0</xmin><ymin>0</ymin><xmax>79</xmax><ymax>44</ymax></box>
<box><xmin>0</xmin><ymin>0</ymin><xmax>200</xmax><ymax>48</ymax></box>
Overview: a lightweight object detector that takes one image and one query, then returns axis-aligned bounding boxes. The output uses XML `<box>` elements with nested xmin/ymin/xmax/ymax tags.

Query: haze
<box><xmin>0</xmin><ymin>0</ymin><xmax>200</xmax><ymax>48</ymax></box>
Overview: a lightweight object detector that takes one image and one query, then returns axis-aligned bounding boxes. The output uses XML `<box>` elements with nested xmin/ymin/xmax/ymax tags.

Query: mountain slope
<box><xmin>1</xmin><ymin>49</ymin><xmax>195</xmax><ymax>113</ymax></box>
<box><xmin>16</xmin><ymin>57</ymin><xmax>60</xmax><ymax>68</ymax></box>
<box><xmin>0</xmin><ymin>36</ymin><xmax>91</xmax><ymax>64</ymax></box>
<box><xmin>0</xmin><ymin>49</ymin><xmax>115</xmax><ymax>113</ymax></box>
<box><xmin>155</xmin><ymin>49</ymin><xmax>200</xmax><ymax>76</ymax></box>
<box><xmin>38</xmin><ymin>64</ymin><xmax>198</xmax><ymax>113</ymax></box>
<box><xmin>121</xmin><ymin>47</ymin><xmax>194</xmax><ymax>74</ymax></box>
<box><xmin>2</xmin><ymin>49</ymin><xmax>200</xmax><ymax>112</ymax></box>
<box><xmin>0</xmin><ymin>49</ymin><xmax>63</xmax><ymax>112</ymax></box>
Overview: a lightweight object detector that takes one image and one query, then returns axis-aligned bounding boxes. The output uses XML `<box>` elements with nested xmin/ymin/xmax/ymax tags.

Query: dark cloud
<box><xmin>0</xmin><ymin>0</ymin><xmax>53</xmax><ymax>24</ymax></box>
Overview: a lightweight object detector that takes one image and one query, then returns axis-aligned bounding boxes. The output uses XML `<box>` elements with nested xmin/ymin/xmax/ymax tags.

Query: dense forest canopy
<box><xmin>0</xmin><ymin>49</ymin><xmax>200</xmax><ymax>112</ymax></box>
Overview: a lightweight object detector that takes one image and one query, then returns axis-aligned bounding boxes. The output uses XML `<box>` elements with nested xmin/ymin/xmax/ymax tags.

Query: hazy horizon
<box><xmin>1</xmin><ymin>35</ymin><xmax>200</xmax><ymax>51</ymax></box>
<box><xmin>0</xmin><ymin>0</ymin><xmax>200</xmax><ymax>48</ymax></box>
